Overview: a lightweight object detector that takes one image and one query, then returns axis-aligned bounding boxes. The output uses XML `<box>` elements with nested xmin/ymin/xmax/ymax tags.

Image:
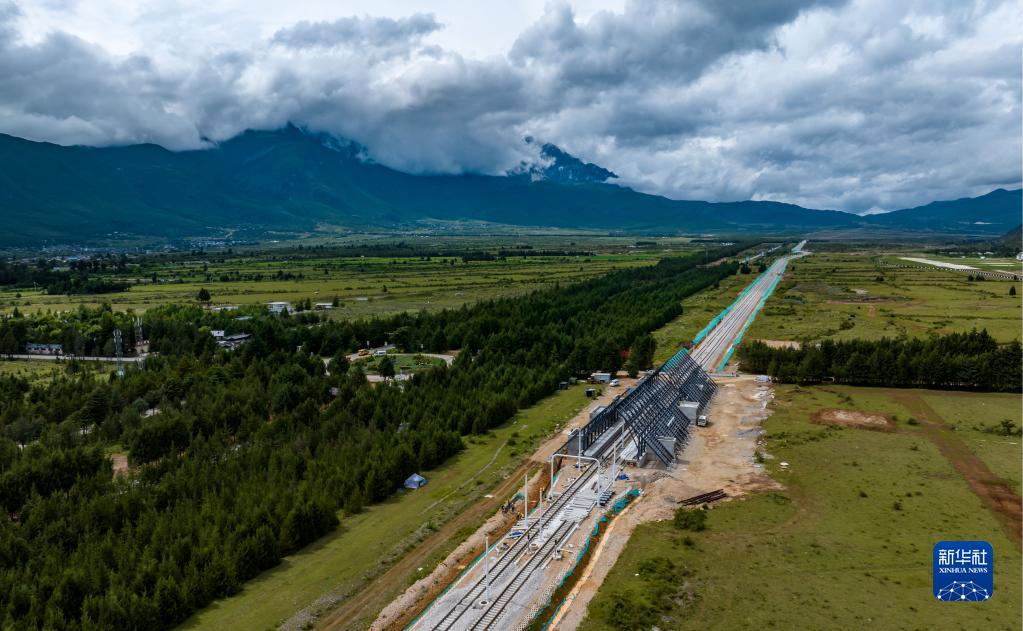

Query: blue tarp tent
<box><xmin>404</xmin><ymin>473</ymin><xmax>428</xmax><ymax>489</ymax></box>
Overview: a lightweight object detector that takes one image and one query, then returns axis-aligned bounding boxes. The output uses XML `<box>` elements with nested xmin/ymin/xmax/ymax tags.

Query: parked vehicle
<box><xmin>609</xmin><ymin>378</ymin><xmax>620</xmax><ymax>387</ymax></box>
<box><xmin>696</xmin><ymin>415</ymin><xmax>709</xmax><ymax>427</ymax></box>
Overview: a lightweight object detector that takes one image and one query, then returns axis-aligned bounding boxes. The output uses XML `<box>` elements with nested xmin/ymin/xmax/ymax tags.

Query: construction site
<box><xmin>370</xmin><ymin>242</ymin><xmax>808</xmax><ymax>631</ymax></box>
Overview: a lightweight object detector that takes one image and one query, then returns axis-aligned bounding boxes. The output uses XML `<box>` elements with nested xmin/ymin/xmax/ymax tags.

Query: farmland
<box><xmin>582</xmin><ymin>385</ymin><xmax>1022</xmax><ymax>630</ymax></box>
<box><xmin>747</xmin><ymin>250</ymin><xmax>1022</xmax><ymax>343</ymax></box>
<box><xmin>0</xmin><ymin>239</ymin><xmax>694</xmax><ymax>319</ymax></box>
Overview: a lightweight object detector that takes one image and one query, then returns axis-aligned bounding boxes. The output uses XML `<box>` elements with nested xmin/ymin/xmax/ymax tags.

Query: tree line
<box><xmin>0</xmin><ymin>245</ymin><xmax>747</xmax><ymax>629</ymax></box>
<box><xmin>739</xmin><ymin>330</ymin><xmax>1021</xmax><ymax>391</ymax></box>
<box><xmin>0</xmin><ymin>260</ymin><xmax>129</xmax><ymax>295</ymax></box>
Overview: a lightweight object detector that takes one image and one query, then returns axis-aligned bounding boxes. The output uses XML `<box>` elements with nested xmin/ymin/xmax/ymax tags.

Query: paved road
<box><xmin>325</xmin><ymin>347</ymin><xmax>457</xmax><ymax>382</ymax></box>
<box><xmin>341</xmin><ymin>345</ymin><xmax>456</xmax><ymax>366</ymax></box>
<box><xmin>1</xmin><ymin>353</ymin><xmax>146</xmax><ymax>363</ymax></box>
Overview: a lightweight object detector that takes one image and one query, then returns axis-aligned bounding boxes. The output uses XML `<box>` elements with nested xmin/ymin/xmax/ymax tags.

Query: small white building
<box><xmin>267</xmin><ymin>301</ymin><xmax>291</xmax><ymax>314</ymax></box>
<box><xmin>590</xmin><ymin>372</ymin><xmax>612</xmax><ymax>383</ymax></box>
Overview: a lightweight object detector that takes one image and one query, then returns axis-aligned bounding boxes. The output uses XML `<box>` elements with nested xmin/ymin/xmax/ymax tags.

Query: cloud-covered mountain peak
<box><xmin>510</xmin><ymin>136</ymin><xmax>617</xmax><ymax>184</ymax></box>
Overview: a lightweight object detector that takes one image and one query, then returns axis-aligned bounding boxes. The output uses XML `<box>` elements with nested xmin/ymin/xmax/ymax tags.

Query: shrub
<box><xmin>673</xmin><ymin>507</ymin><xmax>708</xmax><ymax>531</ymax></box>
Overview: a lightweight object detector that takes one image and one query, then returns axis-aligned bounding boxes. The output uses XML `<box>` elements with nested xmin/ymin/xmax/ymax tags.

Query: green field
<box><xmin>0</xmin><ymin>358</ymin><xmax>60</xmax><ymax>383</ymax></box>
<box><xmin>0</xmin><ymin>358</ymin><xmax>116</xmax><ymax>383</ymax></box>
<box><xmin>912</xmin><ymin>392</ymin><xmax>1022</xmax><ymax>494</ymax></box>
<box><xmin>1</xmin><ymin>245</ymin><xmax>678</xmax><ymax>319</ymax></box>
<box><xmin>582</xmin><ymin>385</ymin><xmax>1022</xmax><ymax>630</ymax></box>
<box><xmin>181</xmin><ymin>383</ymin><xmax>595</xmax><ymax>631</ymax></box>
<box><xmin>352</xmin><ymin>353</ymin><xmax>448</xmax><ymax>375</ymax></box>
<box><xmin>747</xmin><ymin>250</ymin><xmax>1022</xmax><ymax>343</ymax></box>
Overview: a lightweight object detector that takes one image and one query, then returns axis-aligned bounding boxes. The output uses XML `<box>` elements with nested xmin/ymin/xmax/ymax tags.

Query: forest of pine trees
<box><xmin>0</xmin><ymin>247</ymin><xmax>745</xmax><ymax>629</ymax></box>
<box><xmin>739</xmin><ymin>330</ymin><xmax>1021</xmax><ymax>391</ymax></box>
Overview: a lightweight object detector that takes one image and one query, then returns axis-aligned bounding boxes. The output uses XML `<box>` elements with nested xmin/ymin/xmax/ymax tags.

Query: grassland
<box><xmin>354</xmin><ymin>353</ymin><xmax>448</xmax><ymax>375</ymax></box>
<box><xmin>1</xmin><ymin>239</ymin><xmax>691</xmax><ymax>319</ymax></box>
<box><xmin>0</xmin><ymin>358</ymin><xmax>61</xmax><ymax>383</ymax></box>
<box><xmin>910</xmin><ymin>392</ymin><xmax>1022</xmax><ymax>494</ymax></box>
<box><xmin>746</xmin><ymin>250</ymin><xmax>1022</xmax><ymax>343</ymax></box>
<box><xmin>0</xmin><ymin>357</ymin><xmax>116</xmax><ymax>383</ymax></box>
<box><xmin>582</xmin><ymin>385</ymin><xmax>1022</xmax><ymax>630</ymax></box>
<box><xmin>181</xmin><ymin>382</ymin><xmax>596</xmax><ymax>631</ymax></box>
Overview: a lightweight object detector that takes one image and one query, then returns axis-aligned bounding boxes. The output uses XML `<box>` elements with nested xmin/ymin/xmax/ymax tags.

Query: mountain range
<box><xmin>0</xmin><ymin>124</ymin><xmax>1019</xmax><ymax>246</ymax></box>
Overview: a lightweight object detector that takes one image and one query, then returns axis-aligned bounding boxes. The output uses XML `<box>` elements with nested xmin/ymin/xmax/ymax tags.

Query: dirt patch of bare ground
<box><xmin>111</xmin><ymin>453</ymin><xmax>129</xmax><ymax>476</ymax></box>
<box><xmin>756</xmin><ymin>339</ymin><xmax>802</xmax><ymax>350</ymax></box>
<box><xmin>812</xmin><ymin>408</ymin><xmax>894</xmax><ymax>431</ymax></box>
<box><xmin>553</xmin><ymin>374</ymin><xmax>782</xmax><ymax>630</ymax></box>
<box><xmin>891</xmin><ymin>392</ymin><xmax>1022</xmax><ymax>547</ymax></box>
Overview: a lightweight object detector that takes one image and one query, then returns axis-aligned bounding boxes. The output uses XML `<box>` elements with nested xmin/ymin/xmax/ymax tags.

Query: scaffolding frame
<box><xmin>554</xmin><ymin>350</ymin><xmax>716</xmax><ymax>469</ymax></box>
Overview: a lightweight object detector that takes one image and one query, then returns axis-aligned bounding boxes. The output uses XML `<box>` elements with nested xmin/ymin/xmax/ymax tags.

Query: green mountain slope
<box><xmin>866</xmin><ymin>188</ymin><xmax>1021</xmax><ymax>232</ymax></box>
<box><xmin>0</xmin><ymin>125</ymin><xmax>1016</xmax><ymax>245</ymax></box>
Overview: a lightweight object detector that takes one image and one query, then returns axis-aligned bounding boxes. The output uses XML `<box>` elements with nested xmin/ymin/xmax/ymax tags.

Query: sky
<box><xmin>0</xmin><ymin>0</ymin><xmax>1020</xmax><ymax>213</ymax></box>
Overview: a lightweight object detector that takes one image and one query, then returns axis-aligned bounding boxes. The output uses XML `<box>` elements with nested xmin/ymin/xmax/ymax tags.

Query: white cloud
<box><xmin>0</xmin><ymin>0</ymin><xmax>1018</xmax><ymax>211</ymax></box>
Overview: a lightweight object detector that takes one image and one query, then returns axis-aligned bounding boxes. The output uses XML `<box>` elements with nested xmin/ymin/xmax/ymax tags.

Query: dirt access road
<box><xmin>891</xmin><ymin>392</ymin><xmax>1022</xmax><ymax>547</ymax></box>
<box><xmin>551</xmin><ymin>374</ymin><xmax>781</xmax><ymax>629</ymax></box>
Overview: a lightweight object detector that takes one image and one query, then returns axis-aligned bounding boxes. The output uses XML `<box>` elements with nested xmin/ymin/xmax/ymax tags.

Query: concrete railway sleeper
<box><xmin>470</xmin><ymin>521</ymin><xmax>576</xmax><ymax>630</ymax></box>
<box><xmin>415</xmin><ymin>250</ymin><xmax>801</xmax><ymax>629</ymax></box>
<box><xmin>430</xmin><ymin>462</ymin><xmax>602</xmax><ymax>630</ymax></box>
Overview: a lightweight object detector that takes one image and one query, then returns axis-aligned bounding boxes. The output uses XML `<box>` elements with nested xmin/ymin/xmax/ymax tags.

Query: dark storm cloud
<box><xmin>0</xmin><ymin>3</ymin><xmax>203</xmax><ymax>148</ymax></box>
<box><xmin>272</xmin><ymin>13</ymin><xmax>442</xmax><ymax>50</ymax></box>
<box><xmin>510</xmin><ymin>0</ymin><xmax>842</xmax><ymax>87</ymax></box>
<box><xmin>0</xmin><ymin>0</ymin><xmax>1018</xmax><ymax>211</ymax></box>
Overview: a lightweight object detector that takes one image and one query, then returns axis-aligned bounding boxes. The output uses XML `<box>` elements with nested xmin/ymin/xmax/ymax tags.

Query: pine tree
<box><xmin>379</xmin><ymin>356</ymin><xmax>396</xmax><ymax>380</ymax></box>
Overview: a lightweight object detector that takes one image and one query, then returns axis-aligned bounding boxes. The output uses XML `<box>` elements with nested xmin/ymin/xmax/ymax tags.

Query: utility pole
<box><xmin>113</xmin><ymin>328</ymin><xmax>124</xmax><ymax>377</ymax></box>
<box><xmin>484</xmin><ymin>535</ymin><xmax>491</xmax><ymax>601</ymax></box>
<box><xmin>523</xmin><ymin>474</ymin><xmax>529</xmax><ymax>528</ymax></box>
<box><xmin>549</xmin><ymin>456</ymin><xmax>555</xmax><ymax>500</ymax></box>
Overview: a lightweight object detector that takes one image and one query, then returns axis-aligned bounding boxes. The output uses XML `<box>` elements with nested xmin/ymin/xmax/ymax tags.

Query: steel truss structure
<box><xmin>557</xmin><ymin>348</ymin><xmax>716</xmax><ymax>468</ymax></box>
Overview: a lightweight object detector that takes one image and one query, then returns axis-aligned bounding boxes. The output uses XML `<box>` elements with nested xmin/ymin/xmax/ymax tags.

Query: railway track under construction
<box><xmin>412</xmin><ymin>242</ymin><xmax>806</xmax><ymax>630</ymax></box>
